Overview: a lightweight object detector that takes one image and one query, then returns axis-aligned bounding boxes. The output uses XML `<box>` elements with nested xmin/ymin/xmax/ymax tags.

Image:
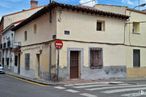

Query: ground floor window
<box><xmin>15</xmin><ymin>56</ymin><xmax>18</xmax><ymax>66</ymax></box>
<box><xmin>90</xmin><ymin>48</ymin><xmax>103</xmax><ymax>69</ymax></box>
<box><xmin>2</xmin><ymin>58</ymin><xmax>4</xmax><ymax>66</ymax></box>
<box><xmin>25</xmin><ymin>53</ymin><xmax>30</xmax><ymax>70</ymax></box>
<box><xmin>133</xmin><ymin>49</ymin><xmax>140</xmax><ymax>67</ymax></box>
<box><xmin>6</xmin><ymin>58</ymin><xmax>9</xmax><ymax>66</ymax></box>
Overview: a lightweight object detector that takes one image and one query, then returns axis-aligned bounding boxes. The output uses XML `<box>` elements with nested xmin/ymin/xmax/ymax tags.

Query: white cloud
<box><xmin>80</xmin><ymin>0</ymin><xmax>97</xmax><ymax>7</ymax></box>
<box><xmin>122</xmin><ymin>0</ymin><xmax>134</xmax><ymax>5</ymax></box>
<box><xmin>140</xmin><ymin>0</ymin><xmax>146</xmax><ymax>4</ymax></box>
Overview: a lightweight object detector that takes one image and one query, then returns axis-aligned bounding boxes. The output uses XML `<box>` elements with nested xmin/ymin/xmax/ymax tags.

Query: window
<box><xmin>64</xmin><ymin>30</ymin><xmax>70</xmax><ymax>35</ymax></box>
<box><xmin>25</xmin><ymin>53</ymin><xmax>30</xmax><ymax>70</ymax></box>
<box><xmin>133</xmin><ymin>22</ymin><xmax>140</xmax><ymax>33</ymax></box>
<box><xmin>133</xmin><ymin>49</ymin><xmax>140</xmax><ymax>67</ymax></box>
<box><xmin>96</xmin><ymin>21</ymin><xmax>105</xmax><ymax>31</ymax></box>
<box><xmin>11</xmin><ymin>33</ymin><xmax>13</xmax><ymax>38</ymax></box>
<box><xmin>34</xmin><ymin>24</ymin><xmax>37</xmax><ymax>34</ymax></box>
<box><xmin>24</xmin><ymin>31</ymin><xmax>27</xmax><ymax>41</ymax></box>
<box><xmin>15</xmin><ymin>56</ymin><xmax>18</xmax><ymax>66</ymax></box>
<box><xmin>6</xmin><ymin>58</ymin><xmax>9</xmax><ymax>66</ymax></box>
<box><xmin>90</xmin><ymin>48</ymin><xmax>103</xmax><ymax>69</ymax></box>
<box><xmin>2</xmin><ymin>58</ymin><xmax>4</xmax><ymax>65</ymax></box>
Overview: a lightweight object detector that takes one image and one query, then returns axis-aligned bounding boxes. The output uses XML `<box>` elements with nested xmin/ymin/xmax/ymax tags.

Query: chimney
<box><xmin>30</xmin><ymin>0</ymin><xmax>38</xmax><ymax>8</ymax></box>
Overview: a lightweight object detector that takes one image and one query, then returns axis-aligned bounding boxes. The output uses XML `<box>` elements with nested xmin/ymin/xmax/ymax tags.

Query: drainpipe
<box><xmin>49</xmin><ymin>43</ymin><xmax>52</xmax><ymax>80</ymax></box>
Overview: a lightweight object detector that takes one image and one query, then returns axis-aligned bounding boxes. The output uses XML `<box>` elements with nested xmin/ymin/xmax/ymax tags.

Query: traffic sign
<box><xmin>55</xmin><ymin>39</ymin><xmax>63</xmax><ymax>49</ymax></box>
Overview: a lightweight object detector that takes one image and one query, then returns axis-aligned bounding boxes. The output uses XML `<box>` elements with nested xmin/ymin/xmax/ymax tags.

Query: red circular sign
<box><xmin>55</xmin><ymin>39</ymin><xmax>63</xmax><ymax>49</ymax></box>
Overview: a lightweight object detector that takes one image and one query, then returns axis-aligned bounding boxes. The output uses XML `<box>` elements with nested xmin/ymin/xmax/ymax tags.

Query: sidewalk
<box><xmin>6</xmin><ymin>71</ymin><xmax>62</xmax><ymax>86</ymax></box>
<box><xmin>6</xmin><ymin>71</ymin><xmax>146</xmax><ymax>86</ymax></box>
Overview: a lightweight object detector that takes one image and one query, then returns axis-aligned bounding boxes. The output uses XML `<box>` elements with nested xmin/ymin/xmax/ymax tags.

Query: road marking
<box><xmin>122</xmin><ymin>92</ymin><xmax>146</xmax><ymax>97</ymax></box>
<box><xmin>65</xmin><ymin>89</ymin><xmax>79</xmax><ymax>93</ymax></box>
<box><xmin>103</xmin><ymin>87</ymin><xmax>146</xmax><ymax>94</ymax></box>
<box><xmin>80</xmin><ymin>93</ymin><xmax>97</xmax><ymax>97</ymax></box>
<box><xmin>64</xmin><ymin>82</ymin><xmax>108</xmax><ymax>86</ymax></box>
<box><xmin>7</xmin><ymin>75</ymin><xmax>47</xmax><ymax>87</ymax></box>
<box><xmin>87</xmin><ymin>84</ymin><xmax>146</xmax><ymax>91</ymax></box>
<box><xmin>74</xmin><ymin>84</ymin><xmax>110</xmax><ymax>89</ymax></box>
<box><xmin>54</xmin><ymin>86</ymin><xmax>66</xmax><ymax>89</ymax></box>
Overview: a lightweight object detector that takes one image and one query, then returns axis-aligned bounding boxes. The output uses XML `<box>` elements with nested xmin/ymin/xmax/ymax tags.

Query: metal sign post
<box><xmin>54</xmin><ymin>40</ymin><xmax>63</xmax><ymax>81</ymax></box>
<box><xmin>57</xmin><ymin>49</ymin><xmax>60</xmax><ymax>81</ymax></box>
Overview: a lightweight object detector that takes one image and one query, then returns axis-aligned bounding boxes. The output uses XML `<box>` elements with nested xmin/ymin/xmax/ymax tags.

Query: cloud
<box><xmin>140</xmin><ymin>0</ymin><xmax>146</xmax><ymax>4</ymax></box>
<box><xmin>122</xmin><ymin>0</ymin><xmax>134</xmax><ymax>5</ymax></box>
<box><xmin>80</xmin><ymin>0</ymin><xmax>97</xmax><ymax>7</ymax></box>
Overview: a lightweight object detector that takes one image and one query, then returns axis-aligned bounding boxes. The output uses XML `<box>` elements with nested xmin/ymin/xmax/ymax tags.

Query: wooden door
<box><xmin>36</xmin><ymin>54</ymin><xmax>40</xmax><ymax>77</ymax></box>
<box><xmin>70</xmin><ymin>51</ymin><xmax>79</xmax><ymax>79</ymax></box>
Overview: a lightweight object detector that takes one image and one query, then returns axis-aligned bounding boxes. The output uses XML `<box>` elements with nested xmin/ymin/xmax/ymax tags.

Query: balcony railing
<box><xmin>3</xmin><ymin>43</ymin><xmax>6</xmax><ymax>49</ymax></box>
<box><xmin>7</xmin><ymin>41</ymin><xmax>12</xmax><ymax>49</ymax></box>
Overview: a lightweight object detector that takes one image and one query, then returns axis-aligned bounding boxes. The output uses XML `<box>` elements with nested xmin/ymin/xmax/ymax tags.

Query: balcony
<box><xmin>12</xmin><ymin>42</ymin><xmax>21</xmax><ymax>52</ymax></box>
<box><xmin>0</xmin><ymin>44</ymin><xmax>2</xmax><ymax>49</ymax></box>
<box><xmin>3</xmin><ymin>43</ymin><xmax>6</xmax><ymax>49</ymax></box>
<box><xmin>7</xmin><ymin>41</ymin><xmax>12</xmax><ymax>49</ymax></box>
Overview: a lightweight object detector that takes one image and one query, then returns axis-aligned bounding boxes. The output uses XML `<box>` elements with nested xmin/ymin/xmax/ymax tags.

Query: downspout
<box><xmin>49</xmin><ymin>43</ymin><xmax>52</xmax><ymax>80</ymax></box>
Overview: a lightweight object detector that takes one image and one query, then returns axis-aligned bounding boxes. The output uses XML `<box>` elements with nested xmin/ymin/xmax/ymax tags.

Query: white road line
<box><xmin>103</xmin><ymin>87</ymin><xmax>146</xmax><ymax>94</ymax></box>
<box><xmin>80</xmin><ymin>93</ymin><xmax>97</xmax><ymax>97</ymax></box>
<box><xmin>87</xmin><ymin>84</ymin><xmax>146</xmax><ymax>91</ymax></box>
<box><xmin>74</xmin><ymin>84</ymin><xmax>110</xmax><ymax>89</ymax></box>
<box><xmin>64</xmin><ymin>82</ymin><xmax>108</xmax><ymax>86</ymax></box>
<box><xmin>122</xmin><ymin>92</ymin><xmax>146</xmax><ymax>97</ymax></box>
<box><xmin>65</xmin><ymin>89</ymin><xmax>79</xmax><ymax>93</ymax></box>
<box><xmin>54</xmin><ymin>86</ymin><xmax>66</xmax><ymax>89</ymax></box>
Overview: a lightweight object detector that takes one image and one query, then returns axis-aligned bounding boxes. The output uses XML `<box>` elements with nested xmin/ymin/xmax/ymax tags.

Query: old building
<box><xmin>0</xmin><ymin>0</ymin><xmax>43</xmax><ymax>73</ymax></box>
<box><xmin>12</xmin><ymin>2</ymin><xmax>129</xmax><ymax>80</ymax></box>
<box><xmin>95</xmin><ymin>4</ymin><xmax>146</xmax><ymax>78</ymax></box>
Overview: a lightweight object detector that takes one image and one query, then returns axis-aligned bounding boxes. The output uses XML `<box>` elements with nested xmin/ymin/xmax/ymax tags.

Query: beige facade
<box><xmin>14</xmin><ymin>12</ymin><xmax>57</xmax><ymax>79</ymax></box>
<box><xmin>13</xmin><ymin>3</ymin><xmax>128</xmax><ymax>80</ymax></box>
<box><xmin>2</xmin><ymin>7</ymin><xmax>43</xmax><ymax>29</ymax></box>
<box><xmin>95</xmin><ymin>4</ymin><xmax>146</xmax><ymax>78</ymax></box>
<box><xmin>0</xmin><ymin>3</ymin><xmax>43</xmax><ymax>74</ymax></box>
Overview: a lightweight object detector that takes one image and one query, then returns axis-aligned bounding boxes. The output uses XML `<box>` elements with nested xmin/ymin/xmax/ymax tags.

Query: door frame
<box><xmin>67</xmin><ymin>48</ymin><xmax>84</xmax><ymax>79</ymax></box>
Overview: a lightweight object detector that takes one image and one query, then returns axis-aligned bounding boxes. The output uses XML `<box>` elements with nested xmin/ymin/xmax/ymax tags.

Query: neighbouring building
<box><xmin>12</xmin><ymin>2</ymin><xmax>129</xmax><ymax>80</ymax></box>
<box><xmin>95</xmin><ymin>4</ymin><xmax>146</xmax><ymax>78</ymax></box>
<box><xmin>0</xmin><ymin>0</ymin><xmax>43</xmax><ymax>73</ymax></box>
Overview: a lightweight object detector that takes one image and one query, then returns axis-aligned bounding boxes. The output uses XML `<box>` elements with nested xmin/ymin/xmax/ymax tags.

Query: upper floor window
<box><xmin>133</xmin><ymin>22</ymin><xmax>140</xmax><ymax>33</ymax></box>
<box><xmin>25</xmin><ymin>53</ymin><xmax>30</xmax><ymax>70</ymax></box>
<box><xmin>64</xmin><ymin>30</ymin><xmax>70</xmax><ymax>35</ymax></box>
<box><xmin>96</xmin><ymin>21</ymin><xmax>105</xmax><ymax>31</ymax></box>
<box><xmin>34</xmin><ymin>24</ymin><xmax>37</xmax><ymax>34</ymax></box>
<box><xmin>11</xmin><ymin>33</ymin><xmax>13</xmax><ymax>38</ymax></box>
<box><xmin>24</xmin><ymin>31</ymin><xmax>27</xmax><ymax>41</ymax></box>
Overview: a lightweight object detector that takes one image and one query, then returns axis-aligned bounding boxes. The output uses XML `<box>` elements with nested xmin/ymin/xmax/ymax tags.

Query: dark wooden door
<box><xmin>36</xmin><ymin>54</ymin><xmax>40</xmax><ymax>77</ymax></box>
<box><xmin>70</xmin><ymin>51</ymin><xmax>79</xmax><ymax>79</ymax></box>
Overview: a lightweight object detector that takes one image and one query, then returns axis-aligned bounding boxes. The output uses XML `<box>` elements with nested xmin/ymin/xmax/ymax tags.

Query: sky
<box><xmin>0</xmin><ymin>0</ymin><xmax>146</xmax><ymax>19</ymax></box>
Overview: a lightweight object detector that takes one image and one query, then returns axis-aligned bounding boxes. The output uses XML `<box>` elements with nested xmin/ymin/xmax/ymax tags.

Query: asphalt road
<box><xmin>0</xmin><ymin>74</ymin><xmax>81</xmax><ymax>97</ymax></box>
<box><xmin>1</xmin><ymin>74</ymin><xmax>146</xmax><ymax>97</ymax></box>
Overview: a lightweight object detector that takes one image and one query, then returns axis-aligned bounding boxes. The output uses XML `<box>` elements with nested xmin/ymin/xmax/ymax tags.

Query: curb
<box><xmin>6</xmin><ymin>72</ymin><xmax>63</xmax><ymax>86</ymax></box>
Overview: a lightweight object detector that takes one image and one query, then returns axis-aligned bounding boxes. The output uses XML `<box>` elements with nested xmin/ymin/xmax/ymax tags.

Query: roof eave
<box><xmin>12</xmin><ymin>2</ymin><xmax>129</xmax><ymax>31</ymax></box>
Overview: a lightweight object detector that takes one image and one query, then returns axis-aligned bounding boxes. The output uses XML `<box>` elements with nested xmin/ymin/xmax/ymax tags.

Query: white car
<box><xmin>0</xmin><ymin>64</ymin><xmax>5</xmax><ymax>74</ymax></box>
